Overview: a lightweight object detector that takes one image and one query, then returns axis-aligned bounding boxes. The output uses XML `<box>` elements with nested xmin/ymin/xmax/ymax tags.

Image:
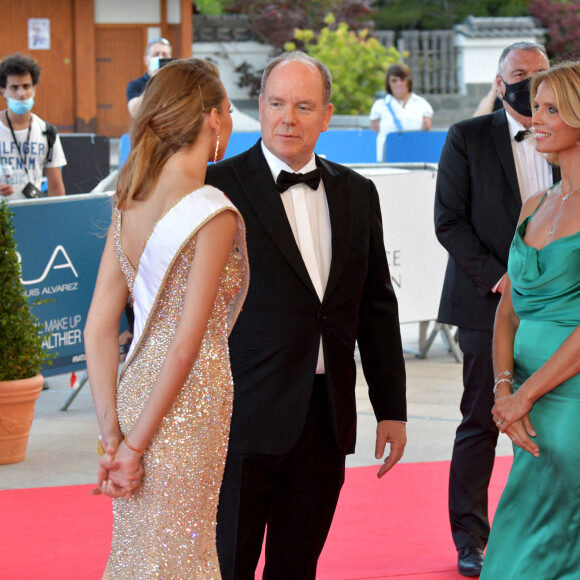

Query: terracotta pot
<box><xmin>0</xmin><ymin>374</ymin><xmax>44</xmax><ymax>465</ymax></box>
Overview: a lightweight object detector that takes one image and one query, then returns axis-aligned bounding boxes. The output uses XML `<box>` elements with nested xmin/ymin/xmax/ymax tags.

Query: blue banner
<box><xmin>9</xmin><ymin>193</ymin><xmax>126</xmax><ymax>377</ymax></box>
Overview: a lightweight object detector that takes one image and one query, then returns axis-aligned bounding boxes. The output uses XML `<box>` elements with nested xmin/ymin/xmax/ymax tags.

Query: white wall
<box><xmin>95</xmin><ymin>0</ymin><xmax>160</xmax><ymax>23</ymax></box>
<box><xmin>95</xmin><ymin>0</ymin><xmax>181</xmax><ymax>24</ymax></box>
<box><xmin>192</xmin><ymin>41</ymin><xmax>271</xmax><ymax>100</ymax></box>
<box><xmin>167</xmin><ymin>0</ymin><xmax>182</xmax><ymax>24</ymax></box>
<box><xmin>455</xmin><ymin>35</ymin><xmax>540</xmax><ymax>94</ymax></box>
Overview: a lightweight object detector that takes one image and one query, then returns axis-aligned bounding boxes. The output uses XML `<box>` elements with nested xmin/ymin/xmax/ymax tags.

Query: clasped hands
<box><xmin>91</xmin><ymin>435</ymin><xmax>144</xmax><ymax>498</ymax></box>
<box><xmin>492</xmin><ymin>389</ymin><xmax>539</xmax><ymax>458</ymax></box>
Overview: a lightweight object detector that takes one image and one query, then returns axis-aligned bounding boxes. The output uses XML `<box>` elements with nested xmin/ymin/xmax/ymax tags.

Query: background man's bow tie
<box><xmin>276</xmin><ymin>168</ymin><xmax>322</xmax><ymax>193</ymax></box>
<box><xmin>515</xmin><ymin>130</ymin><xmax>532</xmax><ymax>142</ymax></box>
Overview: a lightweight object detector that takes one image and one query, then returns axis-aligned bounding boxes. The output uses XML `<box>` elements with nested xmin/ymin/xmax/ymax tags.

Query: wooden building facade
<box><xmin>0</xmin><ymin>0</ymin><xmax>193</xmax><ymax>137</ymax></box>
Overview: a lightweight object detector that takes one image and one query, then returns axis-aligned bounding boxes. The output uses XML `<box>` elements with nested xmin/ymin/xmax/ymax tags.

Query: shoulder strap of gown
<box><xmin>126</xmin><ymin>186</ymin><xmax>247</xmax><ymax>362</ymax></box>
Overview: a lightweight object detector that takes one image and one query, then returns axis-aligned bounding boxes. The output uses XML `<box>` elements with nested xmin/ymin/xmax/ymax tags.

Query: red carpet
<box><xmin>0</xmin><ymin>457</ymin><xmax>511</xmax><ymax>579</ymax></box>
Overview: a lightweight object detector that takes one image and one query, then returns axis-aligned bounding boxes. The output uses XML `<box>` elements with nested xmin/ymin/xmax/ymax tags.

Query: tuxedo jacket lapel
<box><xmin>489</xmin><ymin>109</ymin><xmax>521</xmax><ymax>205</ymax></box>
<box><xmin>236</xmin><ymin>142</ymin><xmax>321</xmax><ymax>299</ymax></box>
<box><xmin>318</xmin><ymin>157</ymin><xmax>351</xmax><ymax>303</ymax></box>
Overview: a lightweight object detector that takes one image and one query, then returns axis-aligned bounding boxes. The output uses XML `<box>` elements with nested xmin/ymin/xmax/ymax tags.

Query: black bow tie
<box><xmin>515</xmin><ymin>130</ymin><xmax>532</xmax><ymax>142</ymax></box>
<box><xmin>276</xmin><ymin>168</ymin><xmax>322</xmax><ymax>193</ymax></box>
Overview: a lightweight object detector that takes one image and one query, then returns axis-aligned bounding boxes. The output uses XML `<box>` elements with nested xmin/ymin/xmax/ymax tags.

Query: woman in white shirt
<box><xmin>370</xmin><ymin>63</ymin><xmax>433</xmax><ymax>162</ymax></box>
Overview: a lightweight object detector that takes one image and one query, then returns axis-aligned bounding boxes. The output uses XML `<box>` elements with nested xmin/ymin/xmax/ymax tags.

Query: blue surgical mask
<box><xmin>148</xmin><ymin>57</ymin><xmax>160</xmax><ymax>75</ymax></box>
<box><xmin>7</xmin><ymin>97</ymin><xmax>34</xmax><ymax>115</ymax></box>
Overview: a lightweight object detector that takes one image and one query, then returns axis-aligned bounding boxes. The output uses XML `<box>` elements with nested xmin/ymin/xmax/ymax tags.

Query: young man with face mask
<box><xmin>434</xmin><ymin>41</ymin><xmax>555</xmax><ymax>577</ymax></box>
<box><xmin>0</xmin><ymin>53</ymin><xmax>66</xmax><ymax>200</ymax></box>
<box><xmin>126</xmin><ymin>38</ymin><xmax>172</xmax><ymax>118</ymax></box>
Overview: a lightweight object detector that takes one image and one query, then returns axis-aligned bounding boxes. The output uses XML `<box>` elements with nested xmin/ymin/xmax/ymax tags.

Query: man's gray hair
<box><xmin>497</xmin><ymin>41</ymin><xmax>548</xmax><ymax>75</ymax></box>
<box><xmin>260</xmin><ymin>51</ymin><xmax>333</xmax><ymax>108</ymax></box>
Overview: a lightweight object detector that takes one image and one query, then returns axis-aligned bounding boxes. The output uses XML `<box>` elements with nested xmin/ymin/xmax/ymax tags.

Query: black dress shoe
<box><xmin>458</xmin><ymin>547</ymin><xmax>484</xmax><ymax>577</ymax></box>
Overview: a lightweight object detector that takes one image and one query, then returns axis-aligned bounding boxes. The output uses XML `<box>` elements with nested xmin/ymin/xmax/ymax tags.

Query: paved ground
<box><xmin>0</xmin><ymin>323</ymin><xmax>513</xmax><ymax>490</ymax></box>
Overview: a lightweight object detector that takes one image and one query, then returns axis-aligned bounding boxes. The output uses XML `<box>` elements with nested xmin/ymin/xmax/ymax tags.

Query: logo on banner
<box><xmin>19</xmin><ymin>245</ymin><xmax>79</xmax><ymax>296</ymax></box>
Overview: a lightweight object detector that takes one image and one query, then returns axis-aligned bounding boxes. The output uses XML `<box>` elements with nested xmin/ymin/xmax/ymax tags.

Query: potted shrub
<box><xmin>0</xmin><ymin>199</ymin><xmax>49</xmax><ymax>464</ymax></box>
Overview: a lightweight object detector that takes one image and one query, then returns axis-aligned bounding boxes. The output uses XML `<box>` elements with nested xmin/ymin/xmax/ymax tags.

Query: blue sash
<box><xmin>385</xmin><ymin>96</ymin><xmax>403</xmax><ymax>132</ymax></box>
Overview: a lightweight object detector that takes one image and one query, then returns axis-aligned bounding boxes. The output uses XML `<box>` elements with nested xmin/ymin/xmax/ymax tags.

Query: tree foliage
<box><xmin>529</xmin><ymin>0</ymin><xmax>580</xmax><ymax>59</ymax></box>
<box><xmin>0</xmin><ymin>201</ymin><xmax>52</xmax><ymax>380</ymax></box>
<box><xmin>226</xmin><ymin>0</ymin><xmax>375</xmax><ymax>48</ymax></box>
<box><xmin>285</xmin><ymin>14</ymin><xmax>403</xmax><ymax>115</ymax></box>
<box><xmin>193</xmin><ymin>0</ymin><xmax>233</xmax><ymax>15</ymax></box>
<box><xmin>373</xmin><ymin>0</ymin><xmax>529</xmax><ymax>31</ymax></box>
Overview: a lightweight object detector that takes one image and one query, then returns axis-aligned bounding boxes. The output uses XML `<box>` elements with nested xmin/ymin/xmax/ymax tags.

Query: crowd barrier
<box><xmin>119</xmin><ymin>133</ymin><xmax>131</xmax><ymax>167</ymax></box>
<box><xmin>352</xmin><ymin>164</ymin><xmax>446</xmax><ymax>324</ymax></box>
<box><xmin>214</xmin><ymin>129</ymin><xmax>378</xmax><ymax>164</ymax></box>
<box><xmin>119</xmin><ymin>129</ymin><xmax>447</xmax><ymax>166</ymax></box>
<box><xmin>353</xmin><ymin>163</ymin><xmax>459</xmax><ymax>361</ymax></box>
<box><xmin>8</xmin><ymin>192</ymin><xmax>127</xmax><ymax>379</ymax></box>
<box><xmin>384</xmin><ymin>130</ymin><xmax>448</xmax><ymax>163</ymax></box>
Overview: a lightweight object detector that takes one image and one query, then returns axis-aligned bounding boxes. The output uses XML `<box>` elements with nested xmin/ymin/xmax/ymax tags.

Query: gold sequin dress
<box><xmin>104</xmin><ymin>186</ymin><xmax>248</xmax><ymax>579</ymax></box>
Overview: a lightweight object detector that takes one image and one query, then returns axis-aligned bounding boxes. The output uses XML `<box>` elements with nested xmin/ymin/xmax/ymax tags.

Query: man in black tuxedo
<box><xmin>206</xmin><ymin>51</ymin><xmax>407</xmax><ymax>579</ymax></box>
<box><xmin>435</xmin><ymin>42</ymin><xmax>553</xmax><ymax>576</ymax></box>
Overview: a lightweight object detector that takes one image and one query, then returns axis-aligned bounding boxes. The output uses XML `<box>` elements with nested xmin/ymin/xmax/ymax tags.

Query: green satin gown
<box><xmin>481</xmin><ymin>192</ymin><xmax>580</xmax><ymax>579</ymax></box>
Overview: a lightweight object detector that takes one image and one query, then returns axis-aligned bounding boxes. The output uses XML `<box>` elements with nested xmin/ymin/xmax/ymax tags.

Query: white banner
<box><xmin>354</xmin><ymin>165</ymin><xmax>447</xmax><ymax>324</ymax></box>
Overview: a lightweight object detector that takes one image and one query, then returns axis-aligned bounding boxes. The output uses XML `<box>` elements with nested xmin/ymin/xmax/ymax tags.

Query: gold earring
<box><xmin>213</xmin><ymin>134</ymin><xmax>220</xmax><ymax>164</ymax></box>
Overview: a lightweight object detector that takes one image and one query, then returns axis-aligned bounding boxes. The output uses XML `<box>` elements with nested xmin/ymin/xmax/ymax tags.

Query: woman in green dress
<box><xmin>481</xmin><ymin>60</ymin><xmax>580</xmax><ymax>579</ymax></box>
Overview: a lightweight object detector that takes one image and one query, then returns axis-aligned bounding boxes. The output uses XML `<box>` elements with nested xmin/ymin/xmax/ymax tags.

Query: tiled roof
<box><xmin>454</xmin><ymin>16</ymin><xmax>547</xmax><ymax>38</ymax></box>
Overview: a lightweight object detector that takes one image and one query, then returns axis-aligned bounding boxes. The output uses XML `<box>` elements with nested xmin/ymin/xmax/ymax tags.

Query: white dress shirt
<box><xmin>506</xmin><ymin>111</ymin><xmax>553</xmax><ymax>202</ymax></box>
<box><xmin>261</xmin><ymin>142</ymin><xmax>331</xmax><ymax>373</ymax></box>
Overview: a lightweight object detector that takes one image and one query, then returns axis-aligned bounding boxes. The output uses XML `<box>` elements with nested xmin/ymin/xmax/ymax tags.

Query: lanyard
<box><xmin>5</xmin><ymin>112</ymin><xmax>32</xmax><ymax>179</ymax></box>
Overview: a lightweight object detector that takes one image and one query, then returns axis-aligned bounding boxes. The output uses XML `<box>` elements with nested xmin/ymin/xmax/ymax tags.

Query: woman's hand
<box><xmin>493</xmin><ymin>389</ymin><xmax>533</xmax><ymax>429</ymax></box>
<box><xmin>493</xmin><ymin>390</ymin><xmax>539</xmax><ymax>458</ymax></box>
<box><xmin>90</xmin><ymin>428</ymin><xmax>124</xmax><ymax>496</ymax></box>
<box><xmin>503</xmin><ymin>417</ymin><xmax>540</xmax><ymax>458</ymax></box>
<box><xmin>100</xmin><ymin>428</ymin><xmax>124</xmax><ymax>457</ymax></box>
<box><xmin>91</xmin><ymin>435</ymin><xmax>144</xmax><ymax>498</ymax></box>
<box><xmin>99</xmin><ymin>440</ymin><xmax>145</xmax><ymax>498</ymax></box>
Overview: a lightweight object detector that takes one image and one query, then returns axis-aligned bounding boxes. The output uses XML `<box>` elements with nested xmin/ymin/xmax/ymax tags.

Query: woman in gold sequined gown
<box><xmin>84</xmin><ymin>59</ymin><xmax>248</xmax><ymax>579</ymax></box>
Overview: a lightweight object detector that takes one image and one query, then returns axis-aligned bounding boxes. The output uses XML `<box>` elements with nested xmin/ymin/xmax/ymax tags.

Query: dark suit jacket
<box><xmin>206</xmin><ymin>140</ymin><xmax>406</xmax><ymax>457</ymax></box>
<box><xmin>435</xmin><ymin>109</ymin><xmax>525</xmax><ymax>331</ymax></box>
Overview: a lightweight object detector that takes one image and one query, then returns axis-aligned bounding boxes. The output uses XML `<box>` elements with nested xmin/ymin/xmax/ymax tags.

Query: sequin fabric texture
<box><xmin>106</xmin><ymin>208</ymin><xmax>246</xmax><ymax>579</ymax></box>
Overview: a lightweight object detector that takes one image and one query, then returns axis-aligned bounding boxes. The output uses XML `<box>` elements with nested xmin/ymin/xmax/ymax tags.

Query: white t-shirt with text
<box><xmin>0</xmin><ymin>113</ymin><xmax>67</xmax><ymax>200</ymax></box>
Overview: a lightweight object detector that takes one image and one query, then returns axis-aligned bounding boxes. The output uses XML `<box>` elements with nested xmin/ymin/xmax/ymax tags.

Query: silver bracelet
<box><xmin>493</xmin><ymin>377</ymin><xmax>514</xmax><ymax>394</ymax></box>
<box><xmin>494</xmin><ymin>370</ymin><xmax>512</xmax><ymax>383</ymax></box>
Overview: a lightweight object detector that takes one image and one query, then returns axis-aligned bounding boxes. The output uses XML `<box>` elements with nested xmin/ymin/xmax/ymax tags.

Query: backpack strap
<box><xmin>42</xmin><ymin>121</ymin><xmax>57</xmax><ymax>163</ymax></box>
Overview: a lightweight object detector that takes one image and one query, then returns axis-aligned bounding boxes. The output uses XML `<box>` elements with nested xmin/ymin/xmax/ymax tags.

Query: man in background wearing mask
<box><xmin>126</xmin><ymin>38</ymin><xmax>172</xmax><ymax>117</ymax></box>
<box><xmin>0</xmin><ymin>53</ymin><xmax>66</xmax><ymax>200</ymax></box>
<box><xmin>434</xmin><ymin>42</ymin><xmax>553</xmax><ymax>577</ymax></box>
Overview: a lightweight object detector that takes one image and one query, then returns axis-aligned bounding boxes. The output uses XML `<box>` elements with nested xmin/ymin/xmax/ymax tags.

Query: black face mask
<box><xmin>500</xmin><ymin>76</ymin><xmax>532</xmax><ymax>118</ymax></box>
